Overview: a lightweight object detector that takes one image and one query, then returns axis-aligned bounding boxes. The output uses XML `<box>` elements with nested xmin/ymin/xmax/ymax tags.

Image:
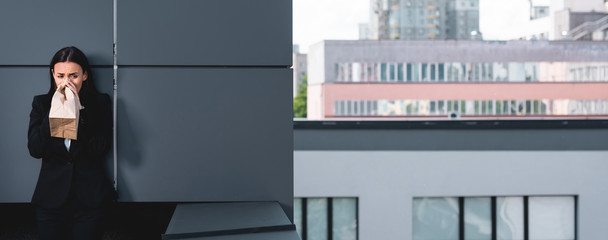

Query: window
<box><xmin>422</xmin><ymin>63</ymin><xmax>428</xmax><ymax>81</ymax></box>
<box><xmin>334</xmin><ymin>99</ymin><xmax>608</xmax><ymax>117</ymax></box>
<box><xmin>413</xmin><ymin>197</ymin><xmax>459</xmax><ymax>240</ymax></box>
<box><xmin>294</xmin><ymin>197</ymin><xmax>359</xmax><ymax>240</ymax></box>
<box><xmin>381</xmin><ymin>63</ymin><xmax>388</xmax><ymax>82</ymax></box>
<box><xmin>398</xmin><ymin>63</ymin><xmax>404</xmax><ymax>82</ymax></box>
<box><xmin>390</xmin><ymin>63</ymin><xmax>396</xmax><ymax>81</ymax></box>
<box><xmin>413</xmin><ymin>196</ymin><xmax>576</xmax><ymax>240</ymax></box>
<box><xmin>529</xmin><ymin>197</ymin><xmax>575</xmax><ymax>240</ymax></box>
<box><xmin>438</xmin><ymin>63</ymin><xmax>445</xmax><ymax>82</ymax></box>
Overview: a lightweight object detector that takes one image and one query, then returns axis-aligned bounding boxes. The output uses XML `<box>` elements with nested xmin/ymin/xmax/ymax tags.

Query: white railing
<box><xmin>567</xmin><ymin>15</ymin><xmax>608</xmax><ymax>40</ymax></box>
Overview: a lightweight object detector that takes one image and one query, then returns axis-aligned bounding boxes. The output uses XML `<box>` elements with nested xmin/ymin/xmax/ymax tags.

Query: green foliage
<box><xmin>293</xmin><ymin>75</ymin><xmax>307</xmax><ymax>118</ymax></box>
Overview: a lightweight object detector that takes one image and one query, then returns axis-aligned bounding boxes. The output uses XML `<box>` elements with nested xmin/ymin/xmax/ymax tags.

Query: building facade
<box><xmin>369</xmin><ymin>0</ymin><xmax>480</xmax><ymax>40</ymax></box>
<box><xmin>507</xmin><ymin>0</ymin><xmax>608</xmax><ymax>40</ymax></box>
<box><xmin>307</xmin><ymin>40</ymin><xmax>608</xmax><ymax>119</ymax></box>
<box><xmin>294</xmin><ymin>52</ymin><xmax>308</xmax><ymax>97</ymax></box>
<box><xmin>294</xmin><ymin>123</ymin><xmax>608</xmax><ymax>240</ymax></box>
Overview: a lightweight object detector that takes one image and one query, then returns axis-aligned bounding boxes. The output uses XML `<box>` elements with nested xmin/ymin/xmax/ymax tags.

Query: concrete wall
<box><xmin>294</xmin><ymin>123</ymin><xmax>608</xmax><ymax>239</ymax></box>
<box><xmin>0</xmin><ymin>0</ymin><xmax>293</xmax><ymax>219</ymax></box>
<box><xmin>295</xmin><ymin>151</ymin><xmax>607</xmax><ymax>240</ymax></box>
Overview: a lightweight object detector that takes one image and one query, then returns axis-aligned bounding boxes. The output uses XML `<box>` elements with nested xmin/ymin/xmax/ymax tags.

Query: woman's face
<box><xmin>52</xmin><ymin>61</ymin><xmax>88</xmax><ymax>93</ymax></box>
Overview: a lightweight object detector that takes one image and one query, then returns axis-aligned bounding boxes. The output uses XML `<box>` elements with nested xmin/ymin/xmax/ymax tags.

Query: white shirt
<box><xmin>64</xmin><ymin>106</ymin><xmax>83</xmax><ymax>151</ymax></box>
<box><xmin>64</xmin><ymin>138</ymin><xmax>71</xmax><ymax>151</ymax></box>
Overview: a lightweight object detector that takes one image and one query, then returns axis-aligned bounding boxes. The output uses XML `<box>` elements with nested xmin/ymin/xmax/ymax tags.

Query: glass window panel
<box><xmin>461</xmin><ymin>101</ymin><xmax>466</xmax><ymax>114</ymax></box>
<box><xmin>438</xmin><ymin>63</ymin><xmax>445</xmax><ymax>82</ymax></box>
<box><xmin>422</xmin><ymin>63</ymin><xmax>428</xmax><ymax>81</ymax></box>
<box><xmin>494</xmin><ymin>63</ymin><xmax>506</xmax><ymax>81</ymax></box>
<box><xmin>487</xmin><ymin>63</ymin><xmax>493</xmax><ymax>81</ymax></box>
<box><xmin>381</xmin><ymin>63</ymin><xmax>387</xmax><ymax>81</ymax></box>
<box><xmin>473</xmin><ymin>63</ymin><xmax>479</xmax><ymax>81</ymax></box>
<box><xmin>407</xmin><ymin>101</ymin><xmax>413</xmax><ymax>115</ymax></box>
<box><xmin>294</xmin><ymin>198</ymin><xmax>303</xmax><ymax>238</ymax></box>
<box><xmin>431</xmin><ymin>63</ymin><xmax>436</xmax><ymax>81</ymax></box>
<box><xmin>334</xmin><ymin>101</ymin><xmax>340</xmax><ymax>116</ymax></box>
<box><xmin>413</xmin><ymin>197</ymin><xmax>459</xmax><ymax>240</ymax></box>
<box><xmin>347</xmin><ymin>100</ymin><xmax>352</xmax><ymax>115</ymax></box>
<box><xmin>413</xmin><ymin>63</ymin><xmax>420</xmax><ymax>82</ymax></box>
<box><xmin>359</xmin><ymin>100</ymin><xmax>364</xmax><ymax>116</ymax></box>
<box><xmin>465</xmin><ymin>197</ymin><xmax>492</xmax><ymax>240</ymax></box>
<box><xmin>407</xmin><ymin>63</ymin><xmax>413</xmax><ymax>82</ymax></box>
<box><xmin>497</xmin><ymin>197</ymin><xmax>524</xmax><ymax>240</ymax></box>
<box><xmin>398</xmin><ymin>63</ymin><xmax>404</xmax><ymax>82</ymax></box>
<box><xmin>332</xmin><ymin>198</ymin><xmax>357</xmax><ymax>240</ymax></box>
<box><xmin>447</xmin><ymin>64</ymin><xmax>453</xmax><ymax>82</ymax></box>
<box><xmin>496</xmin><ymin>101</ymin><xmax>503</xmax><ymax>115</ymax></box>
<box><xmin>541</xmin><ymin>101</ymin><xmax>547</xmax><ymax>114</ymax></box>
<box><xmin>307</xmin><ymin>198</ymin><xmax>328</xmax><ymax>240</ymax></box>
<box><xmin>390</xmin><ymin>63</ymin><xmax>396</xmax><ymax>81</ymax></box>
<box><xmin>373</xmin><ymin>63</ymin><xmax>379</xmax><ymax>82</ymax></box>
<box><xmin>335</xmin><ymin>64</ymin><xmax>341</xmax><ymax>82</ymax></box>
<box><xmin>482</xmin><ymin>63</ymin><xmax>487</xmax><ymax>81</ymax></box>
<box><xmin>372</xmin><ymin>101</ymin><xmax>378</xmax><ymax>115</ymax></box>
<box><xmin>525</xmin><ymin>62</ymin><xmax>538</xmax><ymax>82</ymax></box>
<box><xmin>463</xmin><ymin>63</ymin><xmax>469</xmax><ymax>82</ymax></box>
<box><xmin>529</xmin><ymin>196</ymin><xmax>575</xmax><ymax>240</ymax></box>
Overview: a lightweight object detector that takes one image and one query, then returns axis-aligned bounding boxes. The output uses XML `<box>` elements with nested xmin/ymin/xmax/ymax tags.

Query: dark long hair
<box><xmin>48</xmin><ymin>46</ymin><xmax>99</xmax><ymax>105</ymax></box>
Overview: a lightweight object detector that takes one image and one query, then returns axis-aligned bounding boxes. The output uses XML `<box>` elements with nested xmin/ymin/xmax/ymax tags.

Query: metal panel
<box><xmin>116</xmin><ymin>68</ymin><xmax>293</xmax><ymax>218</ymax></box>
<box><xmin>168</xmin><ymin>231</ymin><xmax>300</xmax><ymax>240</ymax></box>
<box><xmin>0</xmin><ymin>67</ymin><xmax>114</xmax><ymax>202</ymax></box>
<box><xmin>0</xmin><ymin>1</ymin><xmax>113</xmax><ymax>65</ymax></box>
<box><xmin>294</xmin><ymin>128</ymin><xmax>608</xmax><ymax>150</ymax></box>
<box><xmin>117</xmin><ymin>0</ymin><xmax>292</xmax><ymax>66</ymax></box>
<box><xmin>163</xmin><ymin>202</ymin><xmax>294</xmax><ymax>239</ymax></box>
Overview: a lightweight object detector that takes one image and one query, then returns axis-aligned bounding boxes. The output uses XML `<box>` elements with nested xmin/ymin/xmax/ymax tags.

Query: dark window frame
<box><xmin>414</xmin><ymin>195</ymin><xmax>578</xmax><ymax>240</ymax></box>
<box><xmin>295</xmin><ymin>197</ymin><xmax>359</xmax><ymax>240</ymax></box>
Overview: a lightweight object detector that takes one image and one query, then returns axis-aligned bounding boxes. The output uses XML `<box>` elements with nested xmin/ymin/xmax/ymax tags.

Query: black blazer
<box><xmin>27</xmin><ymin>92</ymin><xmax>116</xmax><ymax>209</ymax></box>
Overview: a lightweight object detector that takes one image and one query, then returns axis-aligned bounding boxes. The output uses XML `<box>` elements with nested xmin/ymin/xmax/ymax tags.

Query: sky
<box><xmin>293</xmin><ymin>0</ymin><xmax>532</xmax><ymax>53</ymax></box>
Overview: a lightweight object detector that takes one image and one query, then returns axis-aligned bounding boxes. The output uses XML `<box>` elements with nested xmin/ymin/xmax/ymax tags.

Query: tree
<box><xmin>293</xmin><ymin>75</ymin><xmax>307</xmax><ymax>118</ymax></box>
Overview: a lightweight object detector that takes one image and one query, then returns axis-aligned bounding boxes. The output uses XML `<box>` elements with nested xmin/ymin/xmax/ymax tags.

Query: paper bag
<box><xmin>49</xmin><ymin>88</ymin><xmax>81</xmax><ymax>140</ymax></box>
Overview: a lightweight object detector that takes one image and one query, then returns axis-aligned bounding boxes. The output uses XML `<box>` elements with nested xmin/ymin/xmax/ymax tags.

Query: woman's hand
<box><xmin>58</xmin><ymin>79</ymin><xmax>82</xmax><ymax>107</ymax></box>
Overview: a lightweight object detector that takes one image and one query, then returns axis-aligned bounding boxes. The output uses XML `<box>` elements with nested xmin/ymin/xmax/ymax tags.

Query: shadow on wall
<box><xmin>115</xmin><ymin>99</ymin><xmax>141</xmax><ymax>202</ymax></box>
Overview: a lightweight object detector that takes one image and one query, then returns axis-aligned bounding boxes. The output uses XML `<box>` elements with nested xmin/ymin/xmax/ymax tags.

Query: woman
<box><xmin>28</xmin><ymin>46</ymin><xmax>115</xmax><ymax>240</ymax></box>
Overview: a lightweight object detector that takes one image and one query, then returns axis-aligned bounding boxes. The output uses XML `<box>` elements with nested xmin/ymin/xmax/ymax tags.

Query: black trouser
<box><xmin>35</xmin><ymin>192</ymin><xmax>105</xmax><ymax>240</ymax></box>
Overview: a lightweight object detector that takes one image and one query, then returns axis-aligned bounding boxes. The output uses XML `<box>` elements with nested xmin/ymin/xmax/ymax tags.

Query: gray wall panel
<box><xmin>117</xmin><ymin>0</ymin><xmax>292</xmax><ymax>66</ymax></box>
<box><xmin>116</xmin><ymin>68</ymin><xmax>293</xmax><ymax>218</ymax></box>
<box><xmin>0</xmin><ymin>67</ymin><xmax>114</xmax><ymax>202</ymax></box>
<box><xmin>0</xmin><ymin>1</ymin><xmax>113</xmax><ymax>65</ymax></box>
<box><xmin>294</xmin><ymin>128</ymin><xmax>608</xmax><ymax>150</ymax></box>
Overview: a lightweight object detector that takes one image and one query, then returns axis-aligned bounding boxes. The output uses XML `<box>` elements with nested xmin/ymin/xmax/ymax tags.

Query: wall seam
<box><xmin>112</xmin><ymin>0</ymin><xmax>118</xmax><ymax>190</ymax></box>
